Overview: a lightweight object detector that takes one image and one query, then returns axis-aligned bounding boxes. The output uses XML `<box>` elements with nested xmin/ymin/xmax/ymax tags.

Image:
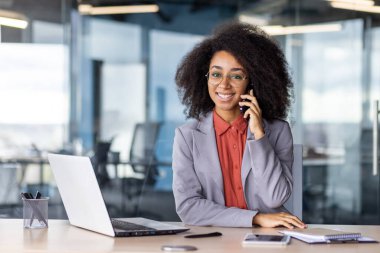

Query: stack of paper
<box><xmin>278</xmin><ymin>228</ymin><xmax>377</xmax><ymax>244</ymax></box>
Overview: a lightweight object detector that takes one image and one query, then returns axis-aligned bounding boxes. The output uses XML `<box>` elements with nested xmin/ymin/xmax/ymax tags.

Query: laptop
<box><xmin>47</xmin><ymin>153</ymin><xmax>189</xmax><ymax>237</ymax></box>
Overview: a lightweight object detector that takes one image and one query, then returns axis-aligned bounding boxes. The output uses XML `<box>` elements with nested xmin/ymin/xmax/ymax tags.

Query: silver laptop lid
<box><xmin>48</xmin><ymin>153</ymin><xmax>115</xmax><ymax>237</ymax></box>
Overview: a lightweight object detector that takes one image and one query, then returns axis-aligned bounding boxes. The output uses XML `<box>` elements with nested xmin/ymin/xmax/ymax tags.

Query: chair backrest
<box><xmin>129</xmin><ymin>122</ymin><xmax>160</xmax><ymax>164</ymax></box>
<box><xmin>284</xmin><ymin>144</ymin><xmax>303</xmax><ymax>219</ymax></box>
<box><xmin>93</xmin><ymin>142</ymin><xmax>111</xmax><ymax>164</ymax></box>
<box><xmin>129</xmin><ymin>122</ymin><xmax>161</xmax><ymax>186</ymax></box>
<box><xmin>91</xmin><ymin>141</ymin><xmax>112</xmax><ymax>186</ymax></box>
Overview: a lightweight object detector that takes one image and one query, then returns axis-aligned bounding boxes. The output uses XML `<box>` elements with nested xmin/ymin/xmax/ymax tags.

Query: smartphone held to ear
<box><xmin>240</xmin><ymin>85</ymin><xmax>253</xmax><ymax>115</ymax></box>
<box><xmin>242</xmin><ymin>233</ymin><xmax>291</xmax><ymax>246</ymax></box>
<box><xmin>239</xmin><ymin>99</ymin><xmax>250</xmax><ymax>115</ymax></box>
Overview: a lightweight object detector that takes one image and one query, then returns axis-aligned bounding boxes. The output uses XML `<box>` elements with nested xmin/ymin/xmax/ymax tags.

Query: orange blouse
<box><xmin>213</xmin><ymin>110</ymin><xmax>248</xmax><ymax>209</ymax></box>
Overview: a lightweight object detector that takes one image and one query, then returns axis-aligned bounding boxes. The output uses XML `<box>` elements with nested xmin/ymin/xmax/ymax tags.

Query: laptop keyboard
<box><xmin>111</xmin><ymin>219</ymin><xmax>155</xmax><ymax>231</ymax></box>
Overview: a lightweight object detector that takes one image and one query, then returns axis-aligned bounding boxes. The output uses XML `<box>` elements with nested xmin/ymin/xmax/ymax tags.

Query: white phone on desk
<box><xmin>242</xmin><ymin>233</ymin><xmax>291</xmax><ymax>246</ymax></box>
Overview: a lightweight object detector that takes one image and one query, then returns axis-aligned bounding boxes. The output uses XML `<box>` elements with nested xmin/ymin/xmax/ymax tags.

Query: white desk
<box><xmin>0</xmin><ymin>219</ymin><xmax>379</xmax><ymax>252</ymax></box>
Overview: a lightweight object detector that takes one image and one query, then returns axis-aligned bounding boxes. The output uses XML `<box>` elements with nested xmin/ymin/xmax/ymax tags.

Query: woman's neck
<box><xmin>214</xmin><ymin>108</ymin><xmax>241</xmax><ymax>124</ymax></box>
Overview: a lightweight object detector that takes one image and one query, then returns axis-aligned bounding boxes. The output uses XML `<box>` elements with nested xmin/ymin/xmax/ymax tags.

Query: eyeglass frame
<box><xmin>205</xmin><ymin>71</ymin><xmax>249</xmax><ymax>87</ymax></box>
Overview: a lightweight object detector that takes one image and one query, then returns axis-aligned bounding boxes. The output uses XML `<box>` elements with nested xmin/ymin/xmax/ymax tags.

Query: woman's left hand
<box><xmin>239</xmin><ymin>89</ymin><xmax>265</xmax><ymax>140</ymax></box>
<box><xmin>252</xmin><ymin>212</ymin><xmax>307</xmax><ymax>229</ymax></box>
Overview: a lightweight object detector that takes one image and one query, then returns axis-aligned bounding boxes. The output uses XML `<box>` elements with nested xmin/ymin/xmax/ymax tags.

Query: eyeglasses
<box><xmin>205</xmin><ymin>71</ymin><xmax>248</xmax><ymax>87</ymax></box>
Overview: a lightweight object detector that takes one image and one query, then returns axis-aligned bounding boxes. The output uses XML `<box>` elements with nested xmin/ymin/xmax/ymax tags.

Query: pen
<box><xmin>20</xmin><ymin>192</ymin><xmax>32</xmax><ymax>200</ymax></box>
<box><xmin>35</xmin><ymin>191</ymin><xmax>42</xmax><ymax>199</ymax></box>
<box><xmin>29</xmin><ymin>191</ymin><xmax>42</xmax><ymax>226</ymax></box>
<box><xmin>184</xmin><ymin>232</ymin><xmax>223</xmax><ymax>238</ymax></box>
<box><xmin>21</xmin><ymin>192</ymin><xmax>34</xmax><ymax>226</ymax></box>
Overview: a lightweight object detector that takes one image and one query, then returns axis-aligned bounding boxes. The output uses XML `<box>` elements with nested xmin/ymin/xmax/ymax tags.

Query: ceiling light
<box><xmin>329</xmin><ymin>1</ymin><xmax>380</xmax><ymax>13</ymax></box>
<box><xmin>0</xmin><ymin>9</ymin><xmax>28</xmax><ymax>29</ymax></box>
<box><xmin>260</xmin><ymin>24</ymin><xmax>342</xmax><ymax>36</ymax></box>
<box><xmin>239</xmin><ymin>14</ymin><xmax>269</xmax><ymax>26</ymax></box>
<box><xmin>326</xmin><ymin>0</ymin><xmax>374</xmax><ymax>6</ymax></box>
<box><xmin>78</xmin><ymin>4</ymin><xmax>159</xmax><ymax>15</ymax></box>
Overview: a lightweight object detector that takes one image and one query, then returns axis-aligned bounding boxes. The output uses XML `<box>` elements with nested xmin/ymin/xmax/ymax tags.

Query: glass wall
<box><xmin>286</xmin><ymin>19</ymin><xmax>365</xmax><ymax>223</ymax></box>
<box><xmin>0</xmin><ymin>0</ymin><xmax>69</xmax><ymax>218</ymax></box>
<box><xmin>1</xmin><ymin>0</ymin><xmax>380</xmax><ymax>224</ymax></box>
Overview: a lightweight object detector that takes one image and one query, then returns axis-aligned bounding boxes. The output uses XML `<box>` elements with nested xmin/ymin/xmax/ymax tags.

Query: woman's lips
<box><xmin>216</xmin><ymin>92</ymin><xmax>234</xmax><ymax>101</ymax></box>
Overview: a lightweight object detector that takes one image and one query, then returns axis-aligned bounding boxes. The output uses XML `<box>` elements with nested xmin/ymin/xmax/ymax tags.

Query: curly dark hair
<box><xmin>175</xmin><ymin>21</ymin><xmax>293</xmax><ymax>121</ymax></box>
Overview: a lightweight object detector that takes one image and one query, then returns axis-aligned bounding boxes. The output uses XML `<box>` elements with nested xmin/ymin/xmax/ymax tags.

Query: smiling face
<box><xmin>207</xmin><ymin>50</ymin><xmax>249</xmax><ymax>121</ymax></box>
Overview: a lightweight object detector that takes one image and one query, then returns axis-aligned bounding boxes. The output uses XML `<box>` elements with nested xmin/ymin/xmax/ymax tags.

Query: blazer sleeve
<box><xmin>248</xmin><ymin>121</ymin><xmax>293</xmax><ymax>208</ymax></box>
<box><xmin>172</xmin><ymin>127</ymin><xmax>257</xmax><ymax>227</ymax></box>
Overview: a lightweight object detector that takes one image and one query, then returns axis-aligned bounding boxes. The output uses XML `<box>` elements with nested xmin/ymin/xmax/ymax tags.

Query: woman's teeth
<box><xmin>217</xmin><ymin>93</ymin><xmax>234</xmax><ymax>99</ymax></box>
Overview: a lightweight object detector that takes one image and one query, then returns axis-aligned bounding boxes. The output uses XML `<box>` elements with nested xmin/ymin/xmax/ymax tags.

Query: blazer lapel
<box><xmin>241</xmin><ymin>119</ymin><xmax>271</xmax><ymax>188</ymax></box>
<box><xmin>241</xmin><ymin>131</ymin><xmax>252</xmax><ymax>185</ymax></box>
<box><xmin>192</xmin><ymin>113</ymin><xmax>224</xmax><ymax>196</ymax></box>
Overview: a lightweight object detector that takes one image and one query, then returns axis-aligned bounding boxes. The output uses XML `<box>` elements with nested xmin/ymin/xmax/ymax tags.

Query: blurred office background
<box><xmin>1</xmin><ymin>0</ymin><xmax>380</xmax><ymax>225</ymax></box>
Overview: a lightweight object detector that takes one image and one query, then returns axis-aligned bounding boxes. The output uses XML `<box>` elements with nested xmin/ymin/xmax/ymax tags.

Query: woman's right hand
<box><xmin>252</xmin><ymin>212</ymin><xmax>306</xmax><ymax>229</ymax></box>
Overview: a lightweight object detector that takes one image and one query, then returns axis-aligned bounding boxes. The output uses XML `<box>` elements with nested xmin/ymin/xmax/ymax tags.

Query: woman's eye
<box><xmin>230</xmin><ymin>74</ymin><xmax>243</xmax><ymax>80</ymax></box>
<box><xmin>211</xmin><ymin>72</ymin><xmax>222</xmax><ymax>78</ymax></box>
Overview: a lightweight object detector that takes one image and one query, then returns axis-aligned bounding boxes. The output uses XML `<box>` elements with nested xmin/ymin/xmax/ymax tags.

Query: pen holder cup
<box><xmin>23</xmin><ymin>198</ymin><xmax>49</xmax><ymax>229</ymax></box>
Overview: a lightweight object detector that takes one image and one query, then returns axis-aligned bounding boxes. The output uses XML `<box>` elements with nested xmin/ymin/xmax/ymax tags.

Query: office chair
<box><xmin>128</xmin><ymin>122</ymin><xmax>161</xmax><ymax>185</ymax></box>
<box><xmin>91</xmin><ymin>141</ymin><xmax>112</xmax><ymax>187</ymax></box>
<box><xmin>120</xmin><ymin>122</ymin><xmax>161</xmax><ymax>216</ymax></box>
<box><xmin>284</xmin><ymin>144</ymin><xmax>303</xmax><ymax>219</ymax></box>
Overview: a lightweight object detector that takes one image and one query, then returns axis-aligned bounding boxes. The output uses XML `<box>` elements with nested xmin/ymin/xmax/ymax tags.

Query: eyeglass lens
<box><xmin>207</xmin><ymin>71</ymin><xmax>247</xmax><ymax>86</ymax></box>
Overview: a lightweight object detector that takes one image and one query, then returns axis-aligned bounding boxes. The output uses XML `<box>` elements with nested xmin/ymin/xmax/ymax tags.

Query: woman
<box><xmin>172</xmin><ymin>21</ymin><xmax>305</xmax><ymax>229</ymax></box>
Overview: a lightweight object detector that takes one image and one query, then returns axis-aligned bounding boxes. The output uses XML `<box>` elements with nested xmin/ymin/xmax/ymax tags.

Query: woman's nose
<box><xmin>218</xmin><ymin>75</ymin><xmax>232</xmax><ymax>88</ymax></box>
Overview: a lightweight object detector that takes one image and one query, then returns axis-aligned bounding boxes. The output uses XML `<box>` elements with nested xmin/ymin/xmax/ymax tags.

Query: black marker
<box><xmin>35</xmin><ymin>191</ymin><xmax>42</xmax><ymax>199</ymax></box>
<box><xmin>30</xmin><ymin>191</ymin><xmax>42</xmax><ymax>226</ymax></box>
<box><xmin>184</xmin><ymin>232</ymin><xmax>222</xmax><ymax>238</ymax></box>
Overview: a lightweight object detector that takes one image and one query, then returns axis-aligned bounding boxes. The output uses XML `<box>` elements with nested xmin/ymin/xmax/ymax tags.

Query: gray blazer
<box><xmin>172</xmin><ymin>112</ymin><xmax>294</xmax><ymax>227</ymax></box>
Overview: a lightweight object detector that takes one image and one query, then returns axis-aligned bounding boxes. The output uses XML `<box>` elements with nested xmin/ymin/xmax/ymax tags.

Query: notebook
<box><xmin>279</xmin><ymin>228</ymin><xmax>377</xmax><ymax>244</ymax></box>
<box><xmin>48</xmin><ymin>153</ymin><xmax>189</xmax><ymax>237</ymax></box>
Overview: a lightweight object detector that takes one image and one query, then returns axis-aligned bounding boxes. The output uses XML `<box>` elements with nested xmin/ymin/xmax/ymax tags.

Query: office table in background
<box><xmin>0</xmin><ymin>157</ymin><xmax>48</xmax><ymax>186</ymax></box>
<box><xmin>0</xmin><ymin>219</ymin><xmax>379</xmax><ymax>252</ymax></box>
